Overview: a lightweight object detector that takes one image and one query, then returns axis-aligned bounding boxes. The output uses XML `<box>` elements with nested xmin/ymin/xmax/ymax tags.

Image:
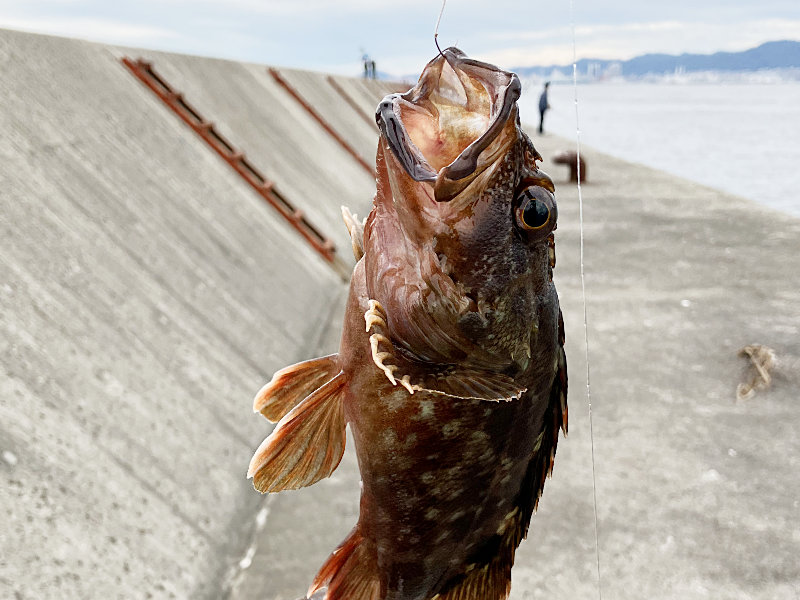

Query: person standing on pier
<box><xmin>538</xmin><ymin>81</ymin><xmax>550</xmax><ymax>134</ymax></box>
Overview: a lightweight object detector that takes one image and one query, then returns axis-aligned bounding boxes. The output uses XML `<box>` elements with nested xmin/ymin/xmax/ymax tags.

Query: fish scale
<box><xmin>248</xmin><ymin>47</ymin><xmax>567</xmax><ymax>600</ymax></box>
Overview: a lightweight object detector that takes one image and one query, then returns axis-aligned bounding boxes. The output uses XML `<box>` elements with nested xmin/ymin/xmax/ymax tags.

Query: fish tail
<box><xmin>248</xmin><ymin>371</ymin><xmax>347</xmax><ymax>493</ymax></box>
<box><xmin>308</xmin><ymin>527</ymin><xmax>380</xmax><ymax>600</ymax></box>
<box><xmin>253</xmin><ymin>354</ymin><xmax>340</xmax><ymax>422</ymax></box>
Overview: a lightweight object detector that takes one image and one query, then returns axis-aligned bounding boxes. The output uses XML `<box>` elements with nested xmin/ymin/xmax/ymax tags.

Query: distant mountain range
<box><xmin>513</xmin><ymin>40</ymin><xmax>800</xmax><ymax>80</ymax></box>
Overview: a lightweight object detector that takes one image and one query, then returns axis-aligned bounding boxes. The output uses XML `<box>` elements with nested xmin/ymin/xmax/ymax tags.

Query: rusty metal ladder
<box><xmin>121</xmin><ymin>57</ymin><xmax>342</xmax><ymax>273</ymax></box>
<box><xmin>268</xmin><ymin>67</ymin><xmax>374</xmax><ymax>175</ymax></box>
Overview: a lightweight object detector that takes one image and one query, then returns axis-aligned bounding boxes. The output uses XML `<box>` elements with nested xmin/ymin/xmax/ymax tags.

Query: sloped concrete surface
<box><xmin>0</xmin><ymin>28</ymin><xmax>375</xmax><ymax>599</ymax></box>
<box><xmin>118</xmin><ymin>48</ymin><xmax>380</xmax><ymax>257</ymax></box>
<box><xmin>3</xmin><ymin>27</ymin><xmax>800</xmax><ymax>600</ymax></box>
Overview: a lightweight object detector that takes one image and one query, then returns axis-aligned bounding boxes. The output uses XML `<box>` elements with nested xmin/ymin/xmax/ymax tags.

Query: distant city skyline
<box><xmin>1</xmin><ymin>1</ymin><xmax>799</xmax><ymax>77</ymax></box>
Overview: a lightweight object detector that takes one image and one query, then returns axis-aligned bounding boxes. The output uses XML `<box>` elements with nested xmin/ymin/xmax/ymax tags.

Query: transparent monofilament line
<box><xmin>435</xmin><ymin>0</ymin><xmax>447</xmax><ymax>53</ymax></box>
<box><xmin>569</xmin><ymin>1</ymin><xmax>603</xmax><ymax>598</ymax></box>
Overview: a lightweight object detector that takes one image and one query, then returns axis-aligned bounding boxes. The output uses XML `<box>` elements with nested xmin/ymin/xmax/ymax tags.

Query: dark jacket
<box><xmin>538</xmin><ymin>88</ymin><xmax>549</xmax><ymax>112</ymax></box>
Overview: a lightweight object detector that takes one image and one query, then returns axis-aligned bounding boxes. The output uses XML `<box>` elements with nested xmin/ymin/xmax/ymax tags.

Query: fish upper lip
<box><xmin>375</xmin><ymin>47</ymin><xmax>521</xmax><ymax>194</ymax></box>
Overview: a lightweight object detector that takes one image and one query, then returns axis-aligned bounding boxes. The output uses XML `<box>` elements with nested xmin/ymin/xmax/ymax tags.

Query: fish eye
<box><xmin>514</xmin><ymin>186</ymin><xmax>556</xmax><ymax>234</ymax></box>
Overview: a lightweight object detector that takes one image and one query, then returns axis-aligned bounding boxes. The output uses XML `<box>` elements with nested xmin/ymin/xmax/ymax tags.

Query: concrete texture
<box><xmin>0</xmin><ymin>28</ymin><xmax>376</xmax><ymax>599</ymax></box>
<box><xmin>112</xmin><ymin>48</ymin><xmax>380</xmax><ymax>259</ymax></box>
<box><xmin>3</xmin><ymin>27</ymin><xmax>800</xmax><ymax>600</ymax></box>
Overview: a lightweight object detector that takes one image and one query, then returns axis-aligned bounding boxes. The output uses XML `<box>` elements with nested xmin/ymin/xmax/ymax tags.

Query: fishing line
<box><xmin>569</xmin><ymin>1</ymin><xmax>603</xmax><ymax>598</ymax></box>
<box><xmin>434</xmin><ymin>0</ymin><xmax>447</xmax><ymax>56</ymax></box>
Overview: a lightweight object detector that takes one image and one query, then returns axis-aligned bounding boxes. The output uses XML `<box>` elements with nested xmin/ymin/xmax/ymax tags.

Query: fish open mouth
<box><xmin>376</xmin><ymin>47</ymin><xmax>521</xmax><ymax>200</ymax></box>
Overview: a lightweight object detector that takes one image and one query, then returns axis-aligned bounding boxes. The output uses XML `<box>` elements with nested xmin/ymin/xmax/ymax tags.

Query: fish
<box><xmin>247</xmin><ymin>47</ymin><xmax>567</xmax><ymax>600</ymax></box>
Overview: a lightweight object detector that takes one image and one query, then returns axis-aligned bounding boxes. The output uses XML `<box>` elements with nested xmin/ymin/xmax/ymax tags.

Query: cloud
<box><xmin>130</xmin><ymin>0</ymin><xmax>433</xmax><ymax>16</ymax></box>
<box><xmin>477</xmin><ymin>19</ymin><xmax>800</xmax><ymax>68</ymax></box>
<box><xmin>2</xmin><ymin>3</ymin><xmax>798</xmax><ymax>77</ymax></box>
<box><xmin>0</xmin><ymin>16</ymin><xmax>180</xmax><ymax>44</ymax></box>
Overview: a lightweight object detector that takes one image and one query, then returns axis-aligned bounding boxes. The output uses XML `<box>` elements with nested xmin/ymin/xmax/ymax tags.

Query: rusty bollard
<box><xmin>553</xmin><ymin>150</ymin><xmax>587</xmax><ymax>183</ymax></box>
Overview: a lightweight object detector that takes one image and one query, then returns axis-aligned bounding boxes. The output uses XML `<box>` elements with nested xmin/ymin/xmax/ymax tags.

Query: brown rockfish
<box><xmin>248</xmin><ymin>47</ymin><xmax>567</xmax><ymax>600</ymax></box>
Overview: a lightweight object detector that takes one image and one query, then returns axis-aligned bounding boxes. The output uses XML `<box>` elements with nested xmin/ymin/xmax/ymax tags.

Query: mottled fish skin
<box><xmin>248</xmin><ymin>48</ymin><xmax>567</xmax><ymax>600</ymax></box>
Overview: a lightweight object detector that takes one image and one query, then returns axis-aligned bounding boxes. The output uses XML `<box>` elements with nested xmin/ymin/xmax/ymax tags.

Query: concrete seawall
<box><xmin>1</xmin><ymin>27</ymin><xmax>388</xmax><ymax>599</ymax></box>
<box><xmin>3</xmin><ymin>28</ymin><xmax>799</xmax><ymax>600</ymax></box>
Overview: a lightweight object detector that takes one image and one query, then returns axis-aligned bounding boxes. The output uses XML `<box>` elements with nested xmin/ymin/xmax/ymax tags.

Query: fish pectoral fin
<box><xmin>309</xmin><ymin>527</ymin><xmax>379</xmax><ymax>600</ymax></box>
<box><xmin>414</xmin><ymin>368</ymin><xmax>526</xmax><ymax>402</ymax></box>
<box><xmin>253</xmin><ymin>354</ymin><xmax>340</xmax><ymax>422</ymax></box>
<box><xmin>248</xmin><ymin>372</ymin><xmax>347</xmax><ymax>493</ymax></box>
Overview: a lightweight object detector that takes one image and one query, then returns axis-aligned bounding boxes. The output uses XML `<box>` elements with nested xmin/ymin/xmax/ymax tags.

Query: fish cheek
<box><xmin>442</xmin><ymin>197</ymin><xmax>517</xmax><ymax>290</ymax></box>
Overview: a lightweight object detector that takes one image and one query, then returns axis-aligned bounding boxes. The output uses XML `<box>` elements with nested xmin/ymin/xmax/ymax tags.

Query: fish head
<box><xmin>369</xmin><ymin>48</ymin><xmax>558</xmax><ymax>371</ymax></box>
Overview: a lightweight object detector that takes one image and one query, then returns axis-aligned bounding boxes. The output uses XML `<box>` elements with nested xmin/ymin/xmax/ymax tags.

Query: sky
<box><xmin>1</xmin><ymin>1</ymin><xmax>799</xmax><ymax>78</ymax></box>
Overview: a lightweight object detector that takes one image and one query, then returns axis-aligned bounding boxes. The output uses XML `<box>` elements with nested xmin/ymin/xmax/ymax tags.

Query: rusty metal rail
<box><xmin>326</xmin><ymin>76</ymin><xmax>377</xmax><ymax>130</ymax></box>
<box><xmin>269</xmin><ymin>67</ymin><xmax>374</xmax><ymax>176</ymax></box>
<box><xmin>121</xmin><ymin>57</ymin><xmax>337</xmax><ymax>266</ymax></box>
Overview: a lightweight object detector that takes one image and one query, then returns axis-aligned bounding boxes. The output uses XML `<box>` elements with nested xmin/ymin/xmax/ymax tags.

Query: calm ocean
<box><xmin>519</xmin><ymin>81</ymin><xmax>800</xmax><ymax>218</ymax></box>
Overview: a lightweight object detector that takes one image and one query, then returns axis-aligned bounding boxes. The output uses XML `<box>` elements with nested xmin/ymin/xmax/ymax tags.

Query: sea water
<box><xmin>519</xmin><ymin>81</ymin><xmax>800</xmax><ymax>218</ymax></box>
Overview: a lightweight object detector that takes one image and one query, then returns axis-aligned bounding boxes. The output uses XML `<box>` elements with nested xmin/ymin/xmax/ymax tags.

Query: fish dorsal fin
<box><xmin>248</xmin><ymin>371</ymin><xmax>346</xmax><ymax>493</ymax></box>
<box><xmin>253</xmin><ymin>354</ymin><xmax>340</xmax><ymax>423</ymax></box>
<box><xmin>342</xmin><ymin>205</ymin><xmax>366</xmax><ymax>261</ymax></box>
<box><xmin>309</xmin><ymin>527</ymin><xmax>379</xmax><ymax>600</ymax></box>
